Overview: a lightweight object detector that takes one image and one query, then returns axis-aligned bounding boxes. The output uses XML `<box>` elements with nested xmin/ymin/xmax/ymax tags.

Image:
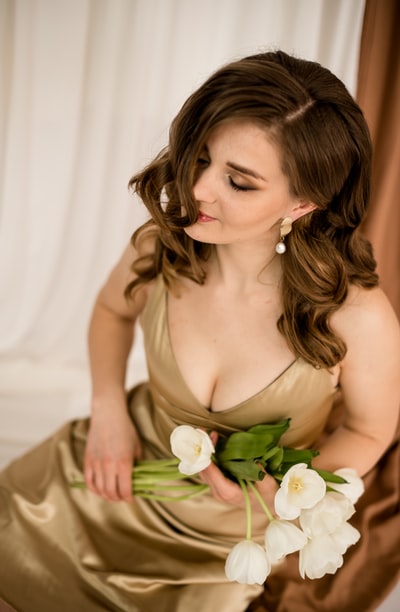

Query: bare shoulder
<box><xmin>134</xmin><ymin>222</ymin><xmax>160</xmax><ymax>258</ymax></box>
<box><xmin>332</xmin><ymin>284</ymin><xmax>399</xmax><ymax>332</ymax></box>
<box><xmin>331</xmin><ymin>284</ymin><xmax>400</xmax><ymax>362</ymax></box>
<box><xmin>97</xmin><ymin>229</ymin><xmax>159</xmax><ymax>320</ymax></box>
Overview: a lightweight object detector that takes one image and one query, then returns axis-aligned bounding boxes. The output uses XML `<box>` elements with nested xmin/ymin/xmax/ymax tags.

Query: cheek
<box><xmin>232</xmin><ymin>203</ymin><xmax>275</xmax><ymax>226</ymax></box>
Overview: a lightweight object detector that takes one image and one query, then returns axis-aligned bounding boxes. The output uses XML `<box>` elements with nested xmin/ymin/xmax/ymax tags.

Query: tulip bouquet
<box><xmin>72</xmin><ymin>418</ymin><xmax>364</xmax><ymax>585</ymax></box>
<box><xmin>168</xmin><ymin>420</ymin><xmax>364</xmax><ymax>584</ymax></box>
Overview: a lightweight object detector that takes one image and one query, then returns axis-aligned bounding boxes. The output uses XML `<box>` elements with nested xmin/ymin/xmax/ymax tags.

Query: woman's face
<box><xmin>184</xmin><ymin>119</ymin><xmax>310</xmax><ymax>247</ymax></box>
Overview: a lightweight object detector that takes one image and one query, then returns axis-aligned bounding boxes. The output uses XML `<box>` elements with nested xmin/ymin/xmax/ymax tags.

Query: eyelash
<box><xmin>228</xmin><ymin>177</ymin><xmax>251</xmax><ymax>192</ymax></box>
<box><xmin>196</xmin><ymin>158</ymin><xmax>252</xmax><ymax>192</ymax></box>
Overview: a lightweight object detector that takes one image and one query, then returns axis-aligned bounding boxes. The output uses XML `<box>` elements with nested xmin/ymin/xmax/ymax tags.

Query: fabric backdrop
<box><xmin>0</xmin><ymin>0</ymin><xmax>366</xmax><ymax>455</ymax></box>
<box><xmin>357</xmin><ymin>0</ymin><xmax>400</xmax><ymax>320</ymax></box>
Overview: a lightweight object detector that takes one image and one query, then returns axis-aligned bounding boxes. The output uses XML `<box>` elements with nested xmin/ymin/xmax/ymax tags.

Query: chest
<box><xmin>167</xmin><ymin>283</ymin><xmax>297</xmax><ymax>411</ymax></box>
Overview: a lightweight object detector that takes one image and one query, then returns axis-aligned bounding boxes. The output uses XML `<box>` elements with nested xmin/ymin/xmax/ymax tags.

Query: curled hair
<box><xmin>126</xmin><ymin>50</ymin><xmax>378</xmax><ymax>368</ymax></box>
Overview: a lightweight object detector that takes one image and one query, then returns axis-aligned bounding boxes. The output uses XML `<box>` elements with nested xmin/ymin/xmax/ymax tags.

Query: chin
<box><xmin>184</xmin><ymin>225</ymin><xmax>211</xmax><ymax>241</ymax></box>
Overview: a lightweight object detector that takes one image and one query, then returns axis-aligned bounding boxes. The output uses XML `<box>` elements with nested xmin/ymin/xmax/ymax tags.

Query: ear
<box><xmin>289</xmin><ymin>199</ymin><xmax>317</xmax><ymax>222</ymax></box>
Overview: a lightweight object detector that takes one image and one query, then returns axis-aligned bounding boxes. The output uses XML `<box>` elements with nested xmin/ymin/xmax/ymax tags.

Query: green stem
<box><xmin>72</xmin><ymin>480</ymin><xmax>209</xmax><ymax>500</ymax></box>
<box><xmin>238</xmin><ymin>479</ymin><xmax>252</xmax><ymax>541</ymax></box>
<box><xmin>133</xmin><ymin>472</ymin><xmax>190</xmax><ymax>484</ymax></box>
<box><xmin>247</xmin><ymin>481</ymin><xmax>275</xmax><ymax>522</ymax></box>
<box><xmin>133</xmin><ymin>483</ymin><xmax>206</xmax><ymax>493</ymax></box>
<box><xmin>135</xmin><ymin>485</ymin><xmax>208</xmax><ymax>502</ymax></box>
<box><xmin>135</xmin><ymin>458</ymin><xmax>179</xmax><ymax>470</ymax></box>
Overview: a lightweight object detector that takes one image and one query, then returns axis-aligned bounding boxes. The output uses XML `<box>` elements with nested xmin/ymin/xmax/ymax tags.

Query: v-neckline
<box><xmin>164</xmin><ymin>289</ymin><xmax>299</xmax><ymax>414</ymax></box>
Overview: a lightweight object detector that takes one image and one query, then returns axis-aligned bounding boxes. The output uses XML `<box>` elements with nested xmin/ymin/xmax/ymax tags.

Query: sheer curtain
<box><xmin>0</xmin><ymin>0</ymin><xmax>365</xmax><ymax>456</ymax></box>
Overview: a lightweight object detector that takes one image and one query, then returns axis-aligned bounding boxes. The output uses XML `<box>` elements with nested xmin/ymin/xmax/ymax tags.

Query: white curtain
<box><xmin>0</xmin><ymin>0</ymin><xmax>365</xmax><ymax>457</ymax></box>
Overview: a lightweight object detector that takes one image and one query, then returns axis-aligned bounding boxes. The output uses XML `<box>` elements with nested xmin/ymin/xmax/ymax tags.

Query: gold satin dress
<box><xmin>0</xmin><ymin>276</ymin><xmax>336</xmax><ymax>612</ymax></box>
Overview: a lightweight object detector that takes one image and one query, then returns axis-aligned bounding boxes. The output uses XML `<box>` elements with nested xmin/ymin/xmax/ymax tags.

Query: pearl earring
<box><xmin>275</xmin><ymin>217</ymin><xmax>292</xmax><ymax>254</ymax></box>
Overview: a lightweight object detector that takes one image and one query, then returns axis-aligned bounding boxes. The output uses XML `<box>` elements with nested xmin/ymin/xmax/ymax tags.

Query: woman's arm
<box><xmin>313</xmin><ymin>286</ymin><xmax>400</xmax><ymax>476</ymax></box>
<box><xmin>84</xmin><ymin>243</ymin><xmax>151</xmax><ymax>502</ymax></box>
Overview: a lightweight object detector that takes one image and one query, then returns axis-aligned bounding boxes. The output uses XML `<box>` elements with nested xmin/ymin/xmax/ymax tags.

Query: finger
<box><xmin>199</xmin><ymin>461</ymin><xmax>222</xmax><ymax>484</ymax></box>
<box><xmin>84</xmin><ymin>458</ymin><xmax>105</xmax><ymax>497</ymax></box>
<box><xmin>253</xmin><ymin>475</ymin><xmax>279</xmax><ymax>509</ymax></box>
<box><xmin>200</xmin><ymin>463</ymin><xmax>241</xmax><ymax>503</ymax></box>
<box><xmin>92</xmin><ymin>463</ymin><xmax>105</xmax><ymax>497</ymax></box>
<box><xmin>84</xmin><ymin>463</ymin><xmax>95</xmax><ymax>491</ymax></box>
<box><xmin>200</xmin><ymin>462</ymin><xmax>230</xmax><ymax>491</ymax></box>
<box><xmin>117</xmin><ymin>462</ymin><xmax>133</xmax><ymax>502</ymax></box>
<box><xmin>257</xmin><ymin>472</ymin><xmax>278</xmax><ymax>493</ymax></box>
<box><xmin>104</xmin><ymin>463</ymin><xmax>120</xmax><ymax>501</ymax></box>
<box><xmin>209</xmin><ymin>431</ymin><xmax>218</xmax><ymax>446</ymax></box>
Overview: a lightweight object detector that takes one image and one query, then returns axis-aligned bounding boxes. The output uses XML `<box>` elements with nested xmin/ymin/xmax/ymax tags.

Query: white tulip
<box><xmin>299</xmin><ymin>491</ymin><xmax>355</xmax><ymax>538</ymax></box>
<box><xmin>329</xmin><ymin>468</ymin><xmax>365</xmax><ymax>504</ymax></box>
<box><xmin>274</xmin><ymin>463</ymin><xmax>326</xmax><ymax>520</ymax></box>
<box><xmin>264</xmin><ymin>519</ymin><xmax>307</xmax><ymax>564</ymax></box>
<box><xmin>299</xmin><ymin>533</ymin><xmax>344</xmax><ymax>579</ymax></box>
<box><xmin>225</xmin><ymin>540</ymin><xmax>271</xmax><ymax>585</ymax></box>
<box><xmin>170</xmin><ymin>425</ymin><xmax>214</xmax><ymax>475</ymax></box>
<box><xmin>330</xmin><ymin>520</ymin><xmax>361</xmax><ymax>554</ymax></box>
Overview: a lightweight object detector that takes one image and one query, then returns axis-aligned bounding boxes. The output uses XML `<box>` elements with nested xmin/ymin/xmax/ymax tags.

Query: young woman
<box><xmin>0</xmin><ymin>50</ymin><xmax>399</xmax><ymax>612</ymax></box>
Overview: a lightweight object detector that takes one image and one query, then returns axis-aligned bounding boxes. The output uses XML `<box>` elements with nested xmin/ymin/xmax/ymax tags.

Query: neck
<box><xmin>209</xmin><ymin>239</ymin><xmax>282</xmax><ymax>292</ymax></box>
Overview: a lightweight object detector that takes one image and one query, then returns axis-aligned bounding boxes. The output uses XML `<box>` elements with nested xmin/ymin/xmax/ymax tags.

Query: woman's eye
<box><xmin>228</xmin><ymin>176</ymin><xmax>252</xmax><ymax>192</ymax></box>
<box><xmin>197</xmin><ymin>157</ymin><xmax>209</xmax><ymax>166</ymax></box>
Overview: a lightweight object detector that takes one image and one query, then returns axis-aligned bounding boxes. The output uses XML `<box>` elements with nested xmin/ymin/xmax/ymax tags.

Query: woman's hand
<box><xmin>84</xmin><ymin>395</ymin><xmax>142</xmax><ymax>502</ymax></box>
<box><xmin>199</xmin><ymin>462</ymin><xmax>278</xmax><ymax>512</ymax></box>
<box><xmin>198</xmin><ymin>431</ymin><xmax>279</xmax><ymax>513</ymax></box>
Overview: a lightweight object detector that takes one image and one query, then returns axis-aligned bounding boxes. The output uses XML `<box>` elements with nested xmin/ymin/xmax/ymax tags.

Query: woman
<box><xmin>0</xmin><ymin>50</ymin><xmax>399</xmax><ymax>612</ymax></box>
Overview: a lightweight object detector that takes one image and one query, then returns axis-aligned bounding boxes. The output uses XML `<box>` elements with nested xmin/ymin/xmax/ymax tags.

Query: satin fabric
<box><xmin>0</xmin><ymin>276</ymin><xmax>335</xmax><ymax>611</ymax></box>
<box><xmin>248</xmin><ymin>396</ymin><xmax>400</xmax><ymax>612</ymax></box>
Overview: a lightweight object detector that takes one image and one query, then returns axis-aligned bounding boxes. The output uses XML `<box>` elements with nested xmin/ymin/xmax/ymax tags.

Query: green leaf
<box><xmin>219</xmin><ymin>459</ymin><xmax>265</xmax><ymax>482</ymax></box>
<box><xmin>216</xmin><ymin>431</ymin><xmax>274</xmax><ymax>461</ymax></box>
<box><xmin>266</xmin><ymin>446</ymin><xmax>284</xmax><ymax>471</ymax></box>
<box><xmin>314</xmin><ymin>469</ymin><xmax>348</xmax><ymax>484</ymax></box>
<box><xmin>281</xmin><ymin>447</ymin><xmax>319</xmax><ymax>465</ymax></box>
<box><xmin>247</xmin><ymin>419</ymin><xmax>291</xmax><ymax>443</ymax></box>
<box><xmin>261</xmin><ymin>446</ymin><xmax>281</xmax><ymax>463</ymax></box>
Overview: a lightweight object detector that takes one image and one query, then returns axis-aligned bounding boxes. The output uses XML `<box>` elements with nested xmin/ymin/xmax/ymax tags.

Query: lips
<box><xmin>198</xmin><ymin>211</ymin><xmax>216</xmax><ymax>222</ymax></box>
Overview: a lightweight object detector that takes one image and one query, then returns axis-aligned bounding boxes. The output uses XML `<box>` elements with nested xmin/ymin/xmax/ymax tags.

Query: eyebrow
<box><xmin>226</xmin><ymin>161</ymin><xmax>267</xmax><ymax>182</ymax></box>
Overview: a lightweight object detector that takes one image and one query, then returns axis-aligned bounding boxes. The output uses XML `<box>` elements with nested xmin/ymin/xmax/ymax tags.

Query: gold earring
<box><xmin>275</xmin><ymin>217</ymin><xmax>292</xmax><ymax>254</ymax></box>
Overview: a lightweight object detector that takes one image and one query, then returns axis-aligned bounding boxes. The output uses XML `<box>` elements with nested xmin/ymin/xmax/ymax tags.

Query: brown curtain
<box><xmin>358</xmin><ymin>0</ymin><xmax>400</xmax><ymax>320</ymax></box>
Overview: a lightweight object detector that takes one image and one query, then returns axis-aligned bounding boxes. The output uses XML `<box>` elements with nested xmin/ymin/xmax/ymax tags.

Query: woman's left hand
<box><xmin>198</xmin><ymin>431</ymin><xmax>279</xmax><ymax>512</ymax></box>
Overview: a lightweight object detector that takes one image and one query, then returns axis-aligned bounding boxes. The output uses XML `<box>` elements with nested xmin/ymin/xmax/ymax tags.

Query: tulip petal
<box><xmin>330</xmin><ymin>521</ymin><xmax>361</xmax><ymax>554</ymax></box>
<box><xmin>170</xmin><ymin>426</ymin><xmax>214</xmax><ymax>475</ymax></box>
<box><xmin>225</xmin><ymin>540</ymin><xmax>270</xmax><ymax>585</ymax></box>
<box><xmin>274</xmin><ymin>487</ymin><xmax>301</xmax><ymax>520</ymax></box>
<box><xmin>299</xmin><ymin>492</ymin><xmax>355</xmax><ymax>537</ymax></box>
<box><xmin>299</xmin><ymin>534</ymin><xmax>343</xmax><ymax>579</ymax></box>
<box><xmin>274</xmin><ymin>464</ymin><xmax>326</xmax><ymax>519</ymax></box>
<box><xmin>330</xmin><ymin>468</ymin><xmax>364</xmax><ymax>504</ymax></box>
<box><xmin>265</xmin><ymin>520</ymin><xmax>307</xmax><ymax>563</ymax></box>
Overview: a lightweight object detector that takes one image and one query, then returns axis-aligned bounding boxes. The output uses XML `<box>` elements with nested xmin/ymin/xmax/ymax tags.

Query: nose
<box><xmin>193</xmin><ymin>167</ymin><xmax>216</xmax><ymax>204</ymax></box>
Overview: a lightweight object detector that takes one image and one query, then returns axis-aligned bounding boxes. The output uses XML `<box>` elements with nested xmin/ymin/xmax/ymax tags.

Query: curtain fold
<box><xmin>357</xmin><ymin>0</ymin><xmax>400</xmax><ymax>320</ymax></box>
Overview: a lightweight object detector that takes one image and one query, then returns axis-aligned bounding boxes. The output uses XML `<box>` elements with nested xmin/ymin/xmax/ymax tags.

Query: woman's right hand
<box><xmin>84</xmin><ymin>395</ymin><xmax>142</xmax><ymax>502</ymax></box>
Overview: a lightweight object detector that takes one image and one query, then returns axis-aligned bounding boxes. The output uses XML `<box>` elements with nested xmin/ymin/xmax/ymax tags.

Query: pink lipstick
<box><xmin>198</xmin><ymin>211</ymin><xmax>216</xmax><ymax>222</ymax></box>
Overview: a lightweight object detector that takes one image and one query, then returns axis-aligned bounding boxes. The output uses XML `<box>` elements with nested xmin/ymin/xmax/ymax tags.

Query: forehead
<box><xmin>207</xmin><ymin>117</ymin><xmax>269</xmax><ymax>141</ymax></box>
<box><xmin>205</xmin><ymin>118</ymin><xmax>283</xmax><ymax>172</ymax></box>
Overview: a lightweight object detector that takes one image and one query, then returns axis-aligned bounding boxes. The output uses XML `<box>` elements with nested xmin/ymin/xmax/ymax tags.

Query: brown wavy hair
<box><xmin>125</xmin><ymin>50</ymin><xmax>378</xmax><ymax>368</ymax></box>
